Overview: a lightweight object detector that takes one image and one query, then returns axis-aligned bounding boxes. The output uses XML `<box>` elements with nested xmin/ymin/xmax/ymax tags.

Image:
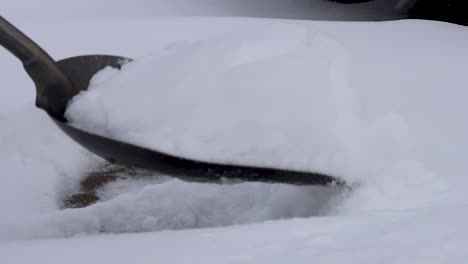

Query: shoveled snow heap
<box><xmin>67</xmin><ymin>24</ymin><xmax>366</xmax><ymax>179</ymax></box>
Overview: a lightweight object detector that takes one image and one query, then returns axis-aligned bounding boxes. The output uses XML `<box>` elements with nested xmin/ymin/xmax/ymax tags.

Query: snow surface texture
<box><xmin>2</xmin><ymin>15</ymin><xmax>468</xmax><ymax>264</ymax></box>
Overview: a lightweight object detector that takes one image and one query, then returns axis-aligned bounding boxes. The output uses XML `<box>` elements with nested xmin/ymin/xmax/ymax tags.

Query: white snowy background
<box><xmin>2</xmin><ymin>1</ymin><xmax>468</xmax><ymax>263</ymax></box>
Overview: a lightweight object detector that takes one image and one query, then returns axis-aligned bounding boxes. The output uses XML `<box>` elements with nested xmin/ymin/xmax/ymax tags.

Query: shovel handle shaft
<box><xmin>0</xmin><ymin>16</ymin><xmax>78</xmax><ymax>120</ymax></box>
<box><xmin>0</xmin><ymin>16</ymin><xmax>54</xmax><ymax>65</ymax></box>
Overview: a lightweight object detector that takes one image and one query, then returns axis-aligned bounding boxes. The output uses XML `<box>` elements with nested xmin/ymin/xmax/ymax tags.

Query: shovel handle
<box><xmin>0</xmin><ymin>16</ymin><xmax>78</xmax><ymax>121</ymax></box>
<box><xmin>0</xmin><ymin>16</ymin><xmax>52</xmax><ymax>63</ymax></box>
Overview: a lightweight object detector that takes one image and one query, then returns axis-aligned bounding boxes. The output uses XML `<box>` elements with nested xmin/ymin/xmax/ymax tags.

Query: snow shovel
<box><xmin>0</xmin><ymin>16</ymin><xmax>341</xmax><ymax>186</ymax></box>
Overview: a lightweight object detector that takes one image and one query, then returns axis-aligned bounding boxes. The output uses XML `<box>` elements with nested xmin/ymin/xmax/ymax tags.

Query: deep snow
<box><xmin>1</xmin><ymin>6</ymin><xmax>468</xmax><ymax>264</ymax></box>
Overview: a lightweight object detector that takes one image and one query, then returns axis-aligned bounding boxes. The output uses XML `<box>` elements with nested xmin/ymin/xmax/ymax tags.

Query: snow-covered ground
<box><xmin>2</xmin><ymin>2</ymin><xmax>468</xmax><ymax>264</ymax></box>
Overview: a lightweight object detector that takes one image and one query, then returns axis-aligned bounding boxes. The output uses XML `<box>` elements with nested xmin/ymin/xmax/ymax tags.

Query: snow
<box><xmin>3</xmin><ymin>206</ymin><xmax>468</xmax><ymax>264</ymax></box>
<box><xmin>1</xmin><ymin>2</ymin><xmax>468</xmax><ymax>264</ymax></box>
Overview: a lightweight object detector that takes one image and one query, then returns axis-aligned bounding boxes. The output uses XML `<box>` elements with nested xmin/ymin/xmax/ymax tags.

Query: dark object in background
<box><xmin>329</xmin><ymin>0</ymin><xmax>375</xmax><ymax>3</ymax></box>
<box><xmin>328</xmin><ymin>0</ymin><xmax>468</xmax><ymax>26</ymax></box>
<box><xmin>408</xmin><ymin>0</ymin><xmax>468</xmax><ymax>26</ymax></box>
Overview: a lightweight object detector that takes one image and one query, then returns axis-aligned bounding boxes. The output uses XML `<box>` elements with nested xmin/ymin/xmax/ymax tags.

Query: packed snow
<box><xmin>1</xmin><ymin>5</ymin><xmax>468</xmax><ymax>264</ymax></box>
